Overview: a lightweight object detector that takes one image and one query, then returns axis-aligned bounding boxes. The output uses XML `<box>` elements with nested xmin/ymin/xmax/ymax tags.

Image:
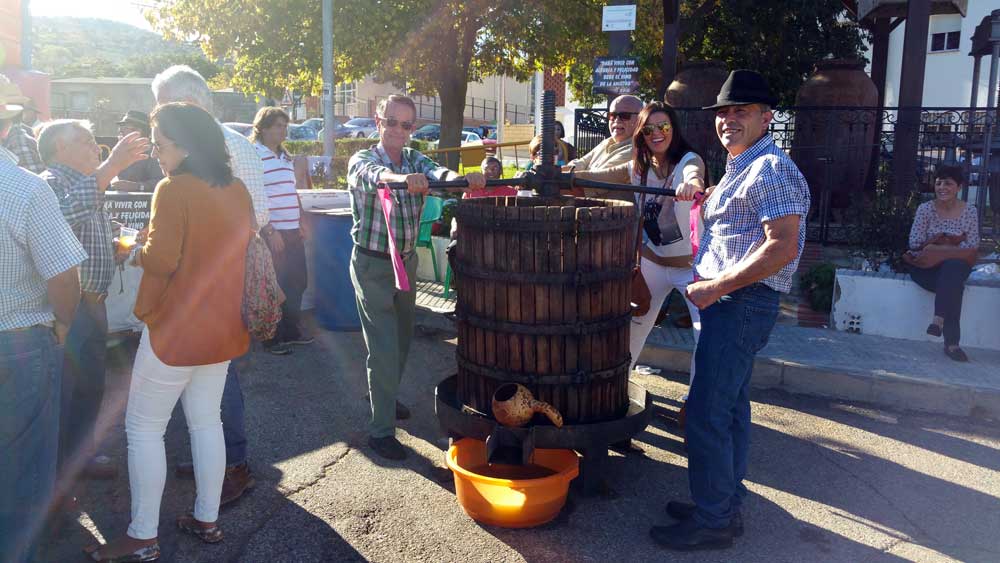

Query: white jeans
<box><xmin>630</xmin><ymin>257</ymin><xmax>702</xmax><ymax>384</ymax></box>
<box><xmin>125</xmin><ymin>328</ymin><xmax>229</xmax><ymax>539</ymax></box>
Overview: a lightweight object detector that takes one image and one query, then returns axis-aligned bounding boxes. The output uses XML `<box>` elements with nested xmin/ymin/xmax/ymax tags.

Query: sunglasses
<box><xmin>640</xmin><ymin>122</ymin><xmax>673</xmax><ymax>136</ymax></box>
<box><xmin>608</xmin><ymin>111</ymin><xmax>637</xmax><ymax>121</ymax></box>
<box><xmin>378</xmin><ymin>117</ymin><xmax>415</xmax><ymax>131</ymax></box>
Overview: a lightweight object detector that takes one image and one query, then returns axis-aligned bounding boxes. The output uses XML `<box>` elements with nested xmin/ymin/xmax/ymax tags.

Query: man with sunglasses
<box><xmin>651</xmin><ymin>70</ymin><xmax>809</xmax><ymax>551</ymax></box>
<box><xmin>347</xmin><ymin>94</ymin><xmax>485</xmax><ymax>460</ymax></box>
<box><xmin>565</xmin><ymin>94</ymin><xmax>643</xmax><ymax>201</ymax></box>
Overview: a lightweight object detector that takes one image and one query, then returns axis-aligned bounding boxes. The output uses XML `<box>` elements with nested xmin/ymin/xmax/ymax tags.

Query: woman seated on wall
<box><xmin>903</xmin><ymin>164</ymin><xmax>980</xmax><ymax>362</ymax></box>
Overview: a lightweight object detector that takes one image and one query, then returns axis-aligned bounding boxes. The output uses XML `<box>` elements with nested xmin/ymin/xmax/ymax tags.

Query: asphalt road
<box><xmin>44</xmin><ymin>315</ymin><xmax>1000</xmax><ymax>563</ymax></box>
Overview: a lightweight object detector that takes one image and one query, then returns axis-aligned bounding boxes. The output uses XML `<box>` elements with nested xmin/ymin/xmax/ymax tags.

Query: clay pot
<box><xmin>664</xmin><ymin>60</ymin><xmax>729</xmax><ymax>159</ymax></box>
<box><xmin>491</xmin><ymin>383</ymin><xmax>564</xmax><ymax>428</ymax></box>
<box><xmin>792</xmin><ymin>59</ymin><xmax>879</xmax><ymax>209</ymax></box>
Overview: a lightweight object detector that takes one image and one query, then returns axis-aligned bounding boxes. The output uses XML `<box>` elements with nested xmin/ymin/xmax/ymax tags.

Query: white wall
<box><xmin>875</xmin><ymin>0</ymin><xmax>996</xmax><ymax>107</ymax></box>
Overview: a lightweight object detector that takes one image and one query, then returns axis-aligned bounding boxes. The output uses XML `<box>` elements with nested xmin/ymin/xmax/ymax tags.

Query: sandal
<box><xmin>84</xmin><ymin>542</ymin><xmax>160</xmax><ymax>562</ymax></box>
<box><xmin>177</xmin><ymin>514</ymin><xmax>224</xmax><ymax>543</ymax></box>
<box><xmin>926</xmin><ymin>323</ymin><xmax>942</xmax><ymax>337</ymax></box>
<box><xmin>944</xmin><ymin>345</ymin><xmax>969</xmax><ymax>362</ymax></box>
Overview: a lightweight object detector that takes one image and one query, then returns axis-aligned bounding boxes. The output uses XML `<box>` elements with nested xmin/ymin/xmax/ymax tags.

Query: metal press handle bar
<box><xmin>379</xmin><ymin>178</ymin><xmax>528</xmax><ymax>191</ymax></box>
<box><xmin>378</xmin><ymin>174</ymin><xmax>677</xmax><ymax>198</ymax></box>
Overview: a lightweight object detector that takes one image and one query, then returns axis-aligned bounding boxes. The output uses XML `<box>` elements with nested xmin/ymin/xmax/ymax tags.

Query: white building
<box><xmin>875</xmin><ymin>0</ymin><xmax>997</xmax><ymax>108</ymax></box>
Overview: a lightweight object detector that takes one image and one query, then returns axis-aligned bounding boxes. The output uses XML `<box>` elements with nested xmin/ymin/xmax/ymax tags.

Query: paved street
<box><xmin>45</xmin><ymin>312</ymin><xmax>1000</xmax><ymax>563</ymax></box>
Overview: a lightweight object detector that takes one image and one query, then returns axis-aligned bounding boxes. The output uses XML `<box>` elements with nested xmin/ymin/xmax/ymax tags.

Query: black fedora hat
<box><xmin>117</xmin><ymin>110</ymin><xmax>150</xmax><ymax>128</ymax></box>
<box><xmin>703</xmin><ymin>70</ymin><xmax>778</xmax><ymax>110</ymax></box>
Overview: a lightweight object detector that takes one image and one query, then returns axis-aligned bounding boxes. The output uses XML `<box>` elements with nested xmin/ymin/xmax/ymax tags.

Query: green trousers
<box><xmin>349</xmin><ymin>248</ymin><xmax>419</xmax><ymax>438</ymax></box>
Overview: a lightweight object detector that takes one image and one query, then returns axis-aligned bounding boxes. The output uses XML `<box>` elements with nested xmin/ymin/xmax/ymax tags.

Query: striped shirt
<box><xmin>347</xmin><ymin>143</ymin><xmax>451</xmax><ymax>255</ymax></box>
<box><xmin>255</xmin><ymin>143</ymin><xmax>300</xmax><ymax>230</ymax></box>
<box><xmin>41</xmin><ymin>164</ymin><xmax>116</xmax><ymax>293</ymax></box>
<box><xmin>1</xmin><ymin>146</ymin><xmax>87</xmax><ymax>331</ymax></box>
<box><xmin>694</xmin><ymin>134</ymin><xmax>810</xmax><ymax>293</ymax></box>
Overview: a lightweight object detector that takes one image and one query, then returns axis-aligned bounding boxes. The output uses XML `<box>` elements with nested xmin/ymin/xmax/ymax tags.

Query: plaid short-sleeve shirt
<box><xmin>694</xmin><ymin>134</ymin><xmax>810</xmax><ymax>293</ymax></box>
<box><xmin>0</xmin><ymin>146</ymin><xmax>87</xmax><ymax>331</ymax></box>
<box><xmin>347</xmin><ymin>143</ymin><xmax>451</xmax><ymax>255</ymax></box>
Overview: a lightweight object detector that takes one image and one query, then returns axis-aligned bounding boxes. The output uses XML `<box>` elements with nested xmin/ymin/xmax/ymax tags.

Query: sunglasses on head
<box><xmin>608</xmin><ymin>111</ymin><xmax>637</xmax><ymax>121</ymax></box>
<box><xmin>640</xmin><ymin>121</ymin><xmax>672</xmax><ymax>136</ymax></box>
<box><xmin>378</xmin><ymin>116</ymin><xmax>415</xmax><ymax>131</ymax></box>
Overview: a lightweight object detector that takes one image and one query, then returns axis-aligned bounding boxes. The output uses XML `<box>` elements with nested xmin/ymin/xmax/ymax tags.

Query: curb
<box><xmin>413</xmin><ymin>307</ymin><xmax>999</xmax><ymax>420</ymax></box>
<box><xmin>637</xmin><ymin>344</ymin><xmax>1000</xmax><ymax>419</ymax></box>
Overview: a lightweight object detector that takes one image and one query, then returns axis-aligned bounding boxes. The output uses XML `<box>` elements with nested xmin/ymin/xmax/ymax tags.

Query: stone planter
<box><xmin>832</xmin><ymin>268</ymin><xmax>1000</xmax><ymax>350</ymax></box>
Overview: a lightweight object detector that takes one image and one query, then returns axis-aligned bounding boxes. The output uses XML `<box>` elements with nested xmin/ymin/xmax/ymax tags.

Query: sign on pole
<box><xmin>602</xmin><ymin>5</ymin><xmax>637</xmax><ymax>32</ymax></box>
<box><xmin>592</xmin><ymin>57</ymin><xmax>640</xmax><ymax>96</ymax></box>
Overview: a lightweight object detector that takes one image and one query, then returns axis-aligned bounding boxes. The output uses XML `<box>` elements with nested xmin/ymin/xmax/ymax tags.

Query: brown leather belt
<box><xmin>355</xmin><ymin>246</ymin><xmax>414</xmax><ymax>261</ymax></box>
<box><xmin>82</xmin><ymin>292</ymin><xmax>108</xmax><ymax>305</ymax></box>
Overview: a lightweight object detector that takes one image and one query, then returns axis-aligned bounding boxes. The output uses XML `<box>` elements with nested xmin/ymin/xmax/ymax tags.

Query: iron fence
<box><xmin>575</xmin><ymin>107</ymin><xmax>998</xmax><ymax>244</ymax></box>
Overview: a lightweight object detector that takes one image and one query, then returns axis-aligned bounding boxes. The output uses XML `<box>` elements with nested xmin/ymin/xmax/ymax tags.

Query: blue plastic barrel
<box><xmin>309</xmin><ymin>208</ymin><xmax>361</xmax><ymax>331</ymax></box>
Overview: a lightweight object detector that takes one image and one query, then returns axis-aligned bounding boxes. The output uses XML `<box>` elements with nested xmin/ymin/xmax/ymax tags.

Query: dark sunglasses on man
<box><xmin>608</xmin><ymin>111</ymin><xmax>637</xmax><ymax>121</ymax></box>
<box><xmin>378</xmin><ymin>116</ymin><xmax>415</xmax><ymax>131</ymax></box>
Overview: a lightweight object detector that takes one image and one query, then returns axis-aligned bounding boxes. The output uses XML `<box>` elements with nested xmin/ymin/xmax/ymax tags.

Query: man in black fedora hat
<box><xmin>112</xmin><ymin>110</ymin><xmax>164</xmax><ymax>191</ymax></box>
<box><xmin>650</xmin><ymin>70</ymin><xmax>810</xmax><ymax>551</ymax></box>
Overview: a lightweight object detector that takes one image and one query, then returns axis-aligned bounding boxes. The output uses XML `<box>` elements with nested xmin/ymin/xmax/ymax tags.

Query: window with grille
<box><xmin>930</xmin><ymin>31</ymin><xmax>961</xmax><ymax>53</ymax></box>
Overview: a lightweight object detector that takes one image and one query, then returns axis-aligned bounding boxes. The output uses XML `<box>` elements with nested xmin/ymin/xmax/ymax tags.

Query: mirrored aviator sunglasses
<box><xmin>380</xmin><ymin>117</ymin><xmax>414</xmax><ymax>131</ymax></box>
<box><xmin>640</xmin><ymin>122</ymin><xmax>672</xmax><ymax>136</ymax></box>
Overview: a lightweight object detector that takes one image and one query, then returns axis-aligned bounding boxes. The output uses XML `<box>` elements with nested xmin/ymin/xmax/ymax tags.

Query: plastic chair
<box><xmin>417</xmin><ymin>196</ymin><xmax>444</xmax><ymax>282</ymax></box>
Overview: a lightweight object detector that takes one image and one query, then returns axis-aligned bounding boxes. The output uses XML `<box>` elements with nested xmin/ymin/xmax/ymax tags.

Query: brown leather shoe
<box><xmin>220</xmin><ymin>462</ymin><xmax>255</xmax><ymax>506</ymax></box>
<box><xmin>81</xmin><ymin>457</ymin><xmax>119</xmax><ymax>480</ymax></box>
<box><xmin>175</xmin><ymin>462</ymin><xmax>195</xmax><ymax>480</ymax></box>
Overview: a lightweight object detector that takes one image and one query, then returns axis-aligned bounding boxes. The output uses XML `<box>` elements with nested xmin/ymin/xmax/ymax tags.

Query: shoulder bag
<box><xmin>242</xmin><ymin>207</ymin><xmax>286</xmax><ymax>341</ymax></box>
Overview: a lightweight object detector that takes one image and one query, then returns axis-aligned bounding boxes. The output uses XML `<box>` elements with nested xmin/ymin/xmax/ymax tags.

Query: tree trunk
<box><xmin>437</xmin><ymin>70</ymin><xmax>468</xmax><ymax>171</ymax></box>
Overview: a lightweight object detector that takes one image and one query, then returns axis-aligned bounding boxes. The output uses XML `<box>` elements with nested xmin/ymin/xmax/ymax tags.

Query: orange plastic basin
<box><xmin>446</xmin><ymin>438</ymin><xmax>579</xmax><ymax>528</ymax></box>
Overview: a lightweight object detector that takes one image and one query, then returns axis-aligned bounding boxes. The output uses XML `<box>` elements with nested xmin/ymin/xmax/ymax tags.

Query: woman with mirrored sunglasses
<box><xmin>575</xmin><ymin>101</ymin><xmax>707</xmax><ymax>390</ymax></box>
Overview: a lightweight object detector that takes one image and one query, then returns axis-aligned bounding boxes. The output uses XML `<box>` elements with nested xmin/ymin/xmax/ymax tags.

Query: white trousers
<box><xmin>629</xmin><ymin>257</ymin><xmax>702</xmax><ymax>384</ymax></box>
<box><xmin>125</xmin><ymin>328</ymin><xmax>229</xmax><ymax>539</ymax></box>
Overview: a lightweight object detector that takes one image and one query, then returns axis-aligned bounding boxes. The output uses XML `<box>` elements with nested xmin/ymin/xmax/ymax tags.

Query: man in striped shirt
<box><xmin>348</xmin><ymin>94</ymin><xmax>484</xmax><ymax>460</ymax></box>
<box><xmin>251</xmin><ymin>107</ymin><xmax>312</xmax><ymax>354</ymax></box>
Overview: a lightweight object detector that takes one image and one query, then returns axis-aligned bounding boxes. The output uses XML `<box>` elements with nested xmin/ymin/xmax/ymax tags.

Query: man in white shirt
<box><xmin>150</xmin><ymin>65</ymin><xmax>265</xmax><ymax>505</ymax></box>
<box><xmin>564</xmin><ymin>94</ymin><xmax>644</xmax><ymax>201</ymax></box>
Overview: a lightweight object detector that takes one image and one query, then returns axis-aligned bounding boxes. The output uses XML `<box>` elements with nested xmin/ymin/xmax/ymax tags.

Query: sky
<box><xmin>29</xmin><ymin>0</ymin><xmax>154</xmax><ymax>31</ymax></box>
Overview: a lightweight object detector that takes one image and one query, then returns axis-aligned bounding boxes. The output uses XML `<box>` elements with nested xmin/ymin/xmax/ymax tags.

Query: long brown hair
<box><xmin>632</xmin><ymin>101</ymin><xmax>699</xmax><ymax>180</ymax></box>
<box><xmin>251</xmin><ymin>106</ymin><xmax>289</xmax><ymax>156</ymax></box>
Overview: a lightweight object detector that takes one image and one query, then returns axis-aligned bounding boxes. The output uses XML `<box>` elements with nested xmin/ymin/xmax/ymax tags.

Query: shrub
<box><xmin>800</xmin><ymin>262</ymin><xmax>836</xmax><ymax>313</ymax></box>
<box><xmin>846</xmin><ymin>188</ymin><xmax>919</xmax><ymax>272</ymax></box>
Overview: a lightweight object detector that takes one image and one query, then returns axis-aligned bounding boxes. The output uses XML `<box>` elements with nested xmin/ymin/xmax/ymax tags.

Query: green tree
<box><xmin>148</xmin><ymin>0</ymin><xmax>597</xmax><ymax>165</ymax></box>
<box><xmin>565</xmin><ymin>0</ymin><xmax>868</xmax><ymax>106</ymax></box>
<box><xmin>120</xmin><ymin>51</ymin><xmax>222</xmax><ymax>80</ymax></box>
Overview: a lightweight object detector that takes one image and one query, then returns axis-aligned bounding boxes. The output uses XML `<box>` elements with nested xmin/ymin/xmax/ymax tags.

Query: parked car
<box><xmin>461</xmin><ymin>131</ymin><xmax>482</xmax><ymax>145</ymax></box>
<box><xmin>464</xmin><ymin>125</ymin><xmax>496</xmax><ymax>139</ymax></box>
<box><xmin>223</xmin><ymin>122</ymin><xmax>253</xmax><ymax>138</ymax></box>
<box><xmin>411</xmin><ymin>123</ymin><xmax>441</xmax><ymax>141</ymax></box>
<box><xmin>343</xmin><ymin>117</ymin><xmax>377</xmax><ymax>138</ymax></box>
<box><xmin>287</xmin><ymin>122</ymin><xmax>320</xmax><ymax>141</ymax></box>
<box><xmin>313</xmin><ymin>119</ymin><xmax>356</xmax><ymax>141</ymax></box>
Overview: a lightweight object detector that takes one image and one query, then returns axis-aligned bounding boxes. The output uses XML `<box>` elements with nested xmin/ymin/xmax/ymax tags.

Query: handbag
<box><xmin>630</xmin><ymin>168</ymin><xmax>652</xmax><ymax>317</ymax></box>
<box><xmin>242</xmin><ymin>208</ymin><xmax>286</xmax><ymax>341</ymax></box>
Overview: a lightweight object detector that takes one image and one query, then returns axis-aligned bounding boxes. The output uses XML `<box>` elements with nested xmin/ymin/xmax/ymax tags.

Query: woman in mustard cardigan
<box><xmin>87</xmin><ymin>103</ymin><xmax>253</xmax><ymax>562</ymax></box>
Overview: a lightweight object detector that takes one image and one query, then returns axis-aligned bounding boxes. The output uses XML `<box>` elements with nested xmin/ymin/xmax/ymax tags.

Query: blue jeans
<box><xmin>686</xmin><ymin>284</ymin><xmax>779</xmax><ymax>529</ymax></box>
<box><xmin>220</xmin><ymin>360</ymin><xmax>247</xmax><ymax>467</ymax></box>
<box><xmin>0</xmin><ymin>326</ymin><xmax>62</xmax><ymax>562</ymax></box>
<box><xmin>59</xmin><ymin>299</ymin><xmax>108</xmax><ymax>472</ymax></box>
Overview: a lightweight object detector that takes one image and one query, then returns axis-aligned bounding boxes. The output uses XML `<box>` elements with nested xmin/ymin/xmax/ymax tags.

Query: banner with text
<box><xmin>592</xmin><ymin>57</ymin><xmax>639</xmax><ymax>96</ymax></box>
<box><xmin>104</xmin><ymin>191</ymin><xmax>152</xmax><ymax>230</ymax></box>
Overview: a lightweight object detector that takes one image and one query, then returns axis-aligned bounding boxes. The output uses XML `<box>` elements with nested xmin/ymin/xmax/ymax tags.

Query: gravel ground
<box><xmin>41</xmin><ymin>314</ymin><xmax>1000</xmax><ymax>563</ymax></box>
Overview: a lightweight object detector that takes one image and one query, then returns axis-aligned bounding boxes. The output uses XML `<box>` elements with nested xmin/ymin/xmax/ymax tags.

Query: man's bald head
<box><xmin>608</xmin><ymin>95</ymin><xmax>644</xmax><ymax>143</ymax></box>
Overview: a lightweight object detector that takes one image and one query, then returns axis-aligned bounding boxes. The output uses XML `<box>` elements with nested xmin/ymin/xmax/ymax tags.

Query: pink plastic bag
<box><xmin>378</xmin><ymin>186</ymin><xmax>411</xmax><ymax>291</ymax></box>
<box><xmin>690</xmin><ymin>192</ymin><xmax>704</xmax><ymax>281</ymax></box>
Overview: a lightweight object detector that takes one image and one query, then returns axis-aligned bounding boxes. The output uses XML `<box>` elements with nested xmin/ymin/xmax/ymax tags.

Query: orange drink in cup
<box><xmin>117</xmin><ymin>226</ymin><xmax>139</xmax><ymax>253</ymax></box>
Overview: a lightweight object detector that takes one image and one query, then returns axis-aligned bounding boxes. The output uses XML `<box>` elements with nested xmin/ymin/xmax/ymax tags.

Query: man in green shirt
<box><xmin>347</xmin><ymin>94</ymin><xmax>484</xmax><ymax>460</ymax></box>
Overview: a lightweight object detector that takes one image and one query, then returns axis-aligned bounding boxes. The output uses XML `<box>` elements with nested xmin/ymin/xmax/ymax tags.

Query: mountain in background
<box><xmin>31</xmin><ymin>16</ymin><xmax>221</xmax><ymax>80</ymax></box>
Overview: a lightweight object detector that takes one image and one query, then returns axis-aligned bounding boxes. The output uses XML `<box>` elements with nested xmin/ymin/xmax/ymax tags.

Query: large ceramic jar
<box><xmin>665</xmin><ymin>61</ymin><xmax>728</xmax><ymax>168</ymax></box>
<box><xmin>791</xmin><ymin>59</ymin><xmax>879</xmax><ymax>213</ymax></box>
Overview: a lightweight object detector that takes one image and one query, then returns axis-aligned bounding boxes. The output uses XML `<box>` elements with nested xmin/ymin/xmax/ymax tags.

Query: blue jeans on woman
<box><xmin>685</xmin><ymin>284</ymin><xmax>779</xmax><ymax>529</ymax></box>
<box><xmin>0</xmin><ymin>326</ymin><xmax>62</xmax><ymax>562</ymax></box>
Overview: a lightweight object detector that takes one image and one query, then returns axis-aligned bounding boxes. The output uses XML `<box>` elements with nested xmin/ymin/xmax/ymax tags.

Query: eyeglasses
<box><xmin>608</xmin><ymin>111</ymin><xmax>637</xmax><ymax>121</ymax></box>
<box><xmin>378</xmin><ymin>116</ymin><xmax>415</xmax><ymax>131</ymax></box>
<box><xmin>640</xmin><ymin>122</ymin><xmax>673</xmax><ymax>136</ymax></box>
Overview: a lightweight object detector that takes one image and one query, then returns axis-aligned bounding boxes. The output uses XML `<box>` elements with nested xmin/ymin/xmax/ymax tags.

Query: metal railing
<box><xmin>575</xmin><ymin>107</ymin><xmax>998</xmax><ymax>244</ymax></box>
